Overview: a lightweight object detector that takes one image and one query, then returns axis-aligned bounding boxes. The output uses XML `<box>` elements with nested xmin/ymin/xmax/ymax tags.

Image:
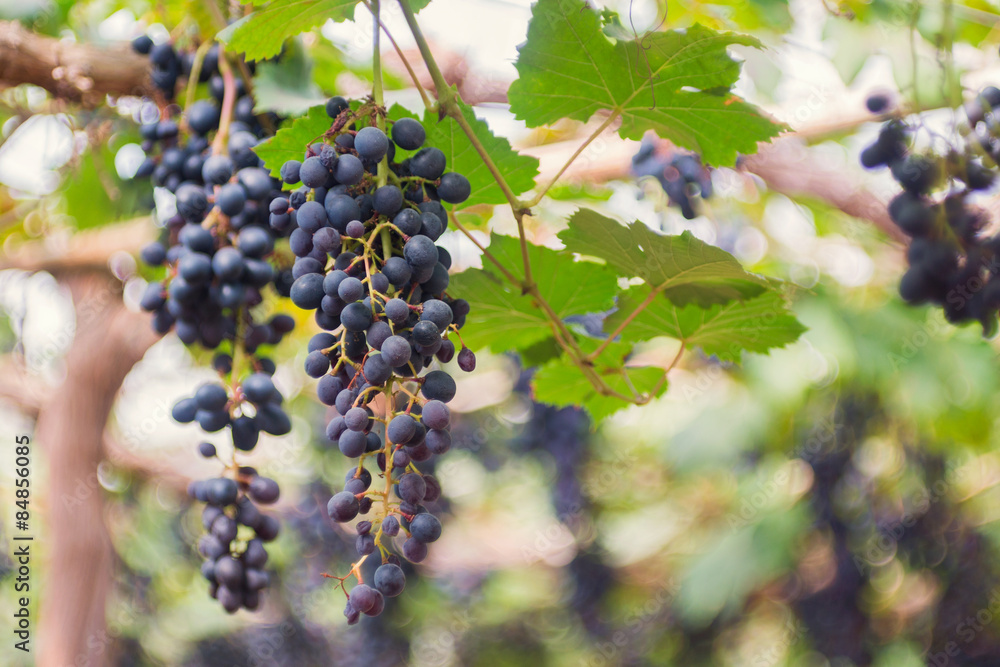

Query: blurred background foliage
<box><xmin>3</xmin><ymin>0</ymin><xmax>1000</xmax><ymax>665</ymax></box>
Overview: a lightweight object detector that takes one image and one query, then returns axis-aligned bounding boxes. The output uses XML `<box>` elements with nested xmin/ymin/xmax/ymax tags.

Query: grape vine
<box><xmin>118</xmin><ymin>0</ymin><xmax>802</xmax><ymax>622</ymax></box>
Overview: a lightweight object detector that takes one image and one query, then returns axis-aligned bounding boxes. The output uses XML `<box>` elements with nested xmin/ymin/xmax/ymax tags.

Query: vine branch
<box><xmin>587</xmin><ymin>285</ymin><xmax>662</xmax><ymax>362</ymax></box>
<box><xmin>525</xmin><ymin>112</ymin><xmax>618</xmax><ymax>208</ymax></box>
<box><xmin>372</xmin><ymin>0</ymin><xmax>389</xmax><ymax>188</ymax></box>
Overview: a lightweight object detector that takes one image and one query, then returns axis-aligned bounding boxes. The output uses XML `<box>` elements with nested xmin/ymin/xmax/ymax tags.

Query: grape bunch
<box><xmin>186</xmin><ymin>464</ymin><xmax>281</xmax><ymax>613</ymax></box>
<box><xmin>174</xmin><ymin>374</ymin><xmax>289</xmax><ymax>612</ymax></box>
<box><xmin>632</xmin><ymin>138</ymin><xmax>713</xmax><ymax>219</ymax></box>
<box><xmin>279</xmin><ymin>96</ymin><xmax>475</xmax><ymax>621</ymax></box>
<box><xmin>133</xmin><ymin>69</ymin><xmax>292</xmax><ymax>350</ymax></box>
<box><xmin>127</xmin><ymin>44</ymin><xmax>297</xmax><ymax>614</ymax></box>
<box><xmin>860</xmin><ymin>88</ymin><xmax>1000</xmax><ymax>331</ymax></box>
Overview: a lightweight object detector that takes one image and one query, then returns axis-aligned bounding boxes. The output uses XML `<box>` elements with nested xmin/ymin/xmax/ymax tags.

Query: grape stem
<box><xmin>211</xmin><ymin>49</ymin><xmax>236</xmax><ymax>156</ymax></box>
<box><xmin>372</xmin><ymin>0</ymin><xmax>389</xmax><ymax>189</ymax></box>
<box><xmin>586</xmin><ymin>281</ymin><xmax>662</xmax><ymax>362</ymax></box>
<box><xmin>362</xmin><ymin>0</ymin><xmax>433</xmax><ymax>110</ymax></box>
<box><xmin>183</xmin><ymin>41</ymin><xmax>213</xmax><ymax>114</ymax></box>
<box><xmin>524</xmin><ymin>113</ymin><xmax>618</xmax><ymax>208</ymax></box>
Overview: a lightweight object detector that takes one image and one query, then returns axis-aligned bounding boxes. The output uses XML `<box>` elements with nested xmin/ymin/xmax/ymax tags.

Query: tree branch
<box><xmin>740</xmin><ymin>140</ymin><xmax>906</xmax><ymax>243</ymax></box>
<box><xmin>36</xmin><ymin>275</ymin><xmax>160</xmax><ymax>667</ymax></box>
<box><xmin>0</xmin><ymin>21</ymin><xmax>151</xmax><ymax>105</ymax></box>
<box><xmin>0</xmin><ymin>217</ymin><xmax>154</xmax><ymax>274</ymax></box>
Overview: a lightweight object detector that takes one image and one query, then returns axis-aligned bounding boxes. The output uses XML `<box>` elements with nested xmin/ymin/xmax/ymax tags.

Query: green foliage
<box><xmin>605</xmin><ymin>288</ymin><xmax>806</xmax><ymax>362</ymax></box>
<box><xmin>450</xmin><ymin>214</ymin><xmax>802</xmax><ymax>422</ymax></box>
<box><xmin>223</xmin><ymin>0</ymin><xmax>363</xmax><ymax>61</ymax></box>
<box><xmin>224</xmin><ymin>0</ymin><xmax>433</xmax><ymax>61</ymax></box>
<box><xmin>532</xmin><ymin>334</ymin><xmax>668</xmax><ymax>422</ymax></box>
<box><xmin>61</xmin><ymin>144</ymin><xmax>146</xmax><ymax>229</ymax></box>
<box><xmin>559</xmin><ymin>208</ymin><xmax>768</xmax><ymax>307</ymax></box>
<box><xmin>676</xmin><ymin>503</ymin><xmax>807</xmax><ymax>626</ymax></box>
<box><xmin>447</xmin><ymin>234</ymin><xmax>619</xmax><ymax>353</ymax></box>
<box><xmin>252</xmin><ymin>104</ymin><xmax>331</xmax><ymax>180</ymax></box>
<box><xmin>508</xmin><ymin>0</ymin><xmax>784</xmax><ymax>165</ymax></box>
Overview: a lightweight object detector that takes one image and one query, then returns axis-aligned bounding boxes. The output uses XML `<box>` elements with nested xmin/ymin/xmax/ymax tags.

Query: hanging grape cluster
<box><xmin>632</xmin><ymin>138</ymin><xmax>714</xmax><ymax>219</ymax></box>
<box><xmin>278</xmin><ymin>96</ymin><xmax>475</xmax><ymax>621</ymax></box>
<box><xmin>185</xmin><ymin>459</ymin><xmax>281</xmax><ymax>612</ymax></box>
<box><xmin>860</xmin><ymin>88</ymin><xmax>1000</xmax><ymax>332</ymax></box>
<box><xmin>128</xmin><ymin>36</ymin><xmax>295</xmax><ymax>613</ymax></box>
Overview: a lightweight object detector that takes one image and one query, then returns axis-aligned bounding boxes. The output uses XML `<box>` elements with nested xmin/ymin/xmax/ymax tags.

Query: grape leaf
<box><xmin>447</xmin><ymin>234</ymin><xmax>619</xmax><ymax>353</ymax></box>
<box><xmin>532</xmin><ymin>335</ymin><xmax>666</xmax><ymax>422</ymax></box>
<box><xmin>559</xmin><ymin>209</ymin><xmax>767</xmax><ymax>307</ymax></box>
<box><xmin>605</xmin><ymin>288</ymin><xmax>805</xmax><ymax>362</ymax></box>
<box><xmin>252</xmin><ymin>104</ymin><xmax>331</xmax><ymax>180</ymax></box>
<box><xmin>518</xmin><ymin>337</ymin><xmax>562</xmax><ymax>368</ymax></box>
<box><xmin>508</xmin><ymin>0</ymin><xmax>783</xmax><ymax>166</ymax></box>
<box><xmin>224</xmin><ymin>0</ymin><xmax>432</xmax><ymax>62</ymax></box>
<box><xmin>386</xmin><ymin>103</ymin><xmax>421</xmax><ymax>126</ymax></box>
<box><xmin>420</xmin><ymin>101</ymin><xmax>539</xmax><ymax>208</ymax></box>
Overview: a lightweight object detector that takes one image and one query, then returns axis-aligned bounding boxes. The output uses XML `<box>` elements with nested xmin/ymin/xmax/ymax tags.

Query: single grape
<box><xmin>328</xmin><ymin>491</ymin><xmax>360</xmax><ymax>522</ymax></box>
<box><xmin>402</xmin><ymin>538</ymin><xmax>428</xmax><ymax>563</ymax></box>
<box><xmin>374</xmin><ymin>563</ymin><xmax>407</xmax><ymax>597</ymax></box>
<box><xmin>348</xmin><ymin>584</ymin><xmax>378</xmax><ymax>613</ymax></box>
<box><xmin>326</xmin><ymin>96</ymin><xmax>349</xmax><ymax>118</ymax></box>
<box><xmin>249</xmin><ymin>476</ymin><xmax>280</xmax><ymax>504</ymax></box>
<box><xmin>279</xmin><ymin>161</ymin><xmax>302</xmax><ymax>187</ymax></box>
<box><xmin>355</xmin><ymin>127</ymin><xmax>389</xmax><ymax>163</ymax></box>
<box><xmin>409</xmin><ymin>513</ymin><xmax>442</xmax><ymax>543</ymax></box>
<box><xmin>391</xmin><ymin>118</ymin><xmax>425</xmax><ymax>151</ymax></box>
<box><xmin>410</xmin><ymin>147</ymin><xmax>447</xmax><ymax>180</ymax></box>
<box><xmin>457</xmin><ymin>347</ymin><xmax>476</xmax><ymax>372</ymax></box>
<box><xmin>421</xmin><ymin>370</ymin><xmax>457</xmax><ymax>403</ymax></box>
<box><xmin>436</xmin><ymin>173</ymin><xmax>471</xmax><ymax>204</ymax></box>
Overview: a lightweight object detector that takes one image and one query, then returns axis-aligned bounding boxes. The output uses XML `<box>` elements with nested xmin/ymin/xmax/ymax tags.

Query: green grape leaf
<box><xmin>224</xmin><ymin>0</ymin><xmax>432</xmax><ymax>61</ymax></box>
<box><xmin>605</xmin><ymin>288</ymin><xmax>806</xmax><ymax>362</ymax></box>
<box><xmin>559</xmin><ymin>209</ymin><xmax>767</xmax><ymax>308</ymax></box>
<box><xmin>420</xmin><ymin>101</ymin><xmax>539</xmax><ymax>208</ymax></box>
<box><xmin>447</xmin><ymin>234</ymin><xmax>619</xmax><ymax>353</ymax></box>
<box><xmin>532</xmin><ymin>335</ymin><xmax>666</xmax><ymax>422</ymax></box>
<box><xmin>518</xmin><ymin>337</ymin><xmax>562</xmax><ymax>368</ymax></box>
<box><xmin>508</xmin><ymin>0</ymin><xmax>784</xmax><ymax>165</ymax></box>
<box><xmin>386</xmin><ymin>103</ymin><xmax>421</xmax><ymax>125</ymax></box>
<box><xmin>252</xmin><ymin>103</ymin><xmax>331</xmax><ymax>180</ymax></box>
<box><xmin>223</xmin><ymin>1</ymin><xmax>359</xmax><ymax>61</ymax></box>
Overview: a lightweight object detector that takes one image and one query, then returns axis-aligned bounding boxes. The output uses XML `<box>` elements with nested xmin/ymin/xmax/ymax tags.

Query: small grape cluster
<box><xmin>131</xmin><ymin>35</ymin><xmax>188</xmax><ymax>99</ymax></box>
<box><xmin>131</xmin><ymin>36</ymin><xmax>257</xmax><ymax>105</ymax></box>
<box><xmin>860</xmin><ymin>88</ymin><xmax>1000</xmax><ymax>331</ymax></box>
<box><xmin>172</xmin><ymin>373</ymin><xmax>292</xmax><ymax>444</ymax></box>
<box><xmin>175</xmin><ymin>374</ymin><xmax>289</xmax><ymax>612</ymax></box>
<box><xmin>631</xmin><ymin>139</ymin><xmax>713</xmax><ymax>219</ymax></box>
<box><xmin>279</xmin><ymin>96</ymin><xmax>475</xmax><ymax>621</ymax></box>
<box><xmin>186</xmin><ymin>464</ymin><xmax>281</xmax><ymax>613</ymax></box>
